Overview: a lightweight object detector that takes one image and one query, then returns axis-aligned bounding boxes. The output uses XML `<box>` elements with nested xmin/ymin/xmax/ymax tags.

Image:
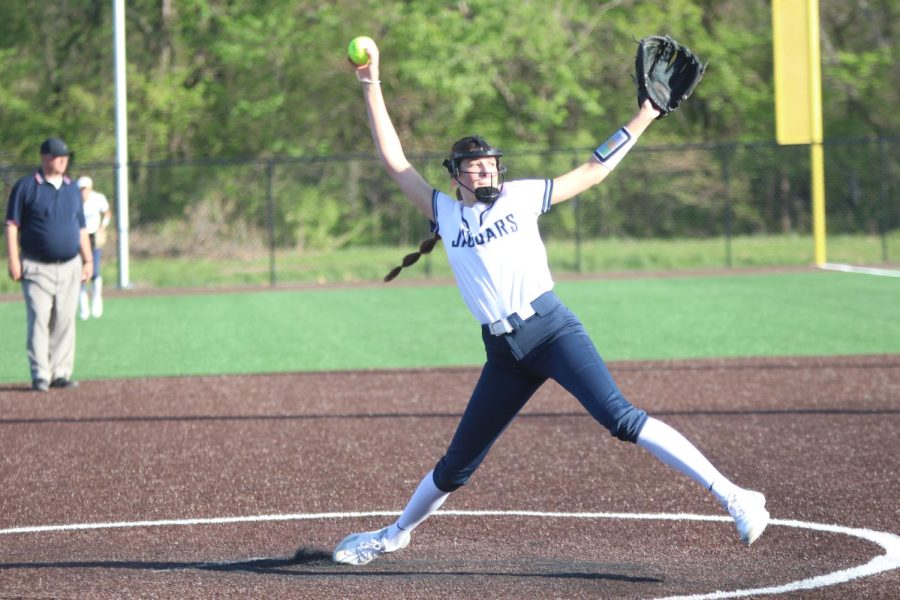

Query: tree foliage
<box><xmin>1</xmin><ymin>0</ymin><xmax>895</xmax><ymax>166</ymax></box>
<box><xmin>0</xmin><ymin>1</ymin><xmax>896</xmax><ymax>254</ymax></box>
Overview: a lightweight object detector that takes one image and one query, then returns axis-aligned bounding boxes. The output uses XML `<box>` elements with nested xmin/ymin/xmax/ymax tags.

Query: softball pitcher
<box><xmin>334</xmin><ymin>37</ymin><xmax>768</xmax><ymax>566</ymax></box>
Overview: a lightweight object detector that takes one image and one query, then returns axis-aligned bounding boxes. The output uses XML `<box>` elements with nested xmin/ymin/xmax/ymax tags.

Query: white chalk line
<box><xmin>1</xmin><ymin>509</ymin><xmax>898</xmax><ymax>599</ymax></box>
<box><xmin>819</xmin><ymin>262</ymin><xmax>900</xmax><ymax>277</ymax></box>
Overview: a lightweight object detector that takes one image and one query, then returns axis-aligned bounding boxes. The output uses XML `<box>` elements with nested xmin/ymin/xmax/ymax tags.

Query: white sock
<box><xmin>394</xmin><ymin>469</ymin><xmax>450</xmax><ymax>534</ymax></box>
<box><xmin>637</xmin><ymin>417</ymin><xmax>738</xmax><ymax>506</ymax></box>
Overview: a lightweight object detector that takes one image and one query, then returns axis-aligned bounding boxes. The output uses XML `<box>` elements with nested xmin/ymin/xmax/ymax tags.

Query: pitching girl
<box><xmin>334</xmin><ymin>38</ymin><xmax>769</xmax><ymax>566</ymax></box>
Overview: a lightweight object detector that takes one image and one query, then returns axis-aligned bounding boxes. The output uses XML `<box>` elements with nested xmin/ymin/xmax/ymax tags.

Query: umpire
<box><xmin>5</xmin><ymin>137</ymin><xmax>93</xmax><ymax>391</ymax></box>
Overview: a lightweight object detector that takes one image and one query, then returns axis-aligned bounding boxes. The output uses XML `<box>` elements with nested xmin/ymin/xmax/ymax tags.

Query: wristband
<box><xmin>592</xmin><ymin>127</ymin><xmax>637</xmax><ymax>172</ymax></box>
<box><xmin>358</xmin><ymin>79</ymin><xmax>381</xmax><ymax>85</ymax></box>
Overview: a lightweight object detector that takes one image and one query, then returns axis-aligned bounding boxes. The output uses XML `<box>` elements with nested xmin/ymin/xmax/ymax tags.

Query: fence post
<box><xmin>878</xmin><ymin>137</ymin><xmax>889</xmax><ymax>262</ymax></box>
<box><xmin>571</xmin><ymin>154</ymin><xmax>583</xmax><ymax>273</ymax></box>
<box><xmin>424</xmin><ymin>218</ymin><xmax>433</xmax><ymax>278</ymax></box>
<box><xmin>573</xmin><ymin>197</ymin><xmax>582</xmax><ymax>273</ymax></box>
<box><xmin>266</xmin><ymin>159</ymin><xmax>276</xmax><ymax>286</ymax></box>
<box><xmin>722</xmin><ymin>145</ymin><xmax>734</xmax><ymax>267</ymax></box>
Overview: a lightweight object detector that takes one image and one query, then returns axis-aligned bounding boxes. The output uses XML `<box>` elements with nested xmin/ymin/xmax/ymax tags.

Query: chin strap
<box><xmin>455</xmin><ymin>175</ymin><xmax>504</xmax><ymax>204</ymax></box>
<box><xmin>474</xmin><ymin>186</ymin><xmax>501</xmax><ymax>203</ymax></box>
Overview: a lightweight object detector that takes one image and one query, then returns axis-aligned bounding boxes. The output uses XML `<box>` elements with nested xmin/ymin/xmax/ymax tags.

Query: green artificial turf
<box><xmin>0</xmin><ymin>271</ymin><xmax>897</xmax><ymax>384</ymax></box>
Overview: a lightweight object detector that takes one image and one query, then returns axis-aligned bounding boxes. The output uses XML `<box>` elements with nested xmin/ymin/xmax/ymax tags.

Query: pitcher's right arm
<box><xmin>353</xmin><ymin>39</ymin><xmax>434</xmax><ymax>220</ymax></box>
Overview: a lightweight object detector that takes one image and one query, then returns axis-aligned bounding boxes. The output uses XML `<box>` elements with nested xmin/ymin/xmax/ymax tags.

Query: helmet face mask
<box><xmin>442</xmin><ymin>135</ymin><xmax>506</xmax><ymax>203</ymax></box>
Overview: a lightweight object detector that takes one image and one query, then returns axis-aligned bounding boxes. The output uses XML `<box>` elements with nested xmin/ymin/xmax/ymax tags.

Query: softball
<box><xmin>347</xmin><ymin>36</ymin><xmax>374</xmax><ymax>66</ymax></box>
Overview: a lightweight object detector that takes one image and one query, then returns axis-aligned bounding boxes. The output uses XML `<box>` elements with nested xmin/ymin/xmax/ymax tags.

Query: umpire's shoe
<box><xmin>726</xmin><ymin>489</ymin><xmax>769</xmax><ymax>545</ymax></box>
<box><xmin>333</xmin><ymin>526</ymin><xmax>410</xmax><ymax>565</ymax></box>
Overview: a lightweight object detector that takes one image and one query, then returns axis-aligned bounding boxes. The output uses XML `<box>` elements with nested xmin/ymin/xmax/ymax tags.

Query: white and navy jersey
<box><xmin>431</xmin><ymin>179</ymin><xmax>554</xmax><ymax>325</ymax></box>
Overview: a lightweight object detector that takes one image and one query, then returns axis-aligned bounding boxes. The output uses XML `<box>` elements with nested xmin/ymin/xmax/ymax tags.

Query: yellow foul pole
<box><xmin>772</xmin><ymin>0</ymin><xmax>826</xmax><ymax>265</ymax></box>
<box><xmin>807</xmin><ymin>0</ymin><xmax>827</xmax><ymax>266</ymax></box>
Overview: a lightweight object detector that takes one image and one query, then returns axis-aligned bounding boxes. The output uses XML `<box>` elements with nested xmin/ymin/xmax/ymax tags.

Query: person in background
<box><xmin>76</xmin><ymin>175</ymin><xmax>112</xmax><ymax>319</ymax></box>
<box><xmin>5</xmin><ymin>137</ymin><xmax>93</xmax><ymax>391</ymax></box>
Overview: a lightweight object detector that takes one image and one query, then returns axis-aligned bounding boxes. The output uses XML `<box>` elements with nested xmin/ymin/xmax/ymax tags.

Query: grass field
<box><xmin>0</xmin><ymin>232</ymin><xmax>896</xmax><ymax>293</ymax></box>
<box><xmin>1</xmin><ymin>270</ymin><xmax>897</xmax><ymax>384</ymax></box>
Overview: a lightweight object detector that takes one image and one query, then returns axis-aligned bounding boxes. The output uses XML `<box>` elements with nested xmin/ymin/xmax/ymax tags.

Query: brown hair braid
<box><xmin>383</xmin><ymin>233</ymin><xmax>441</xmax><ymax>282</ymax></box>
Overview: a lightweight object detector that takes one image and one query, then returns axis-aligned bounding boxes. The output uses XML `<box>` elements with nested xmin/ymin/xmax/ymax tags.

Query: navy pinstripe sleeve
<box><xmin>540</xmin><ymin>179</ymin><xmax>554</xmax><ymax>214</ymax></box>
<box><xmin>430</xmin><ymin>189</ymin><xmax>440</xmax><ymax>233</ymax></box>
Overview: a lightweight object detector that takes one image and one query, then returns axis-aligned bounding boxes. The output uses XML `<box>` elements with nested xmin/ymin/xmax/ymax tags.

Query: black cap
<box><xmin>40</xmin><ymin>137</ymin><xmax>72</xmax><ymax>157</ymax></box>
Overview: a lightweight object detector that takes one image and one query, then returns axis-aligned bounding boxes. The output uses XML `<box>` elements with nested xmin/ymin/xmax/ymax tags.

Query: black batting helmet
<box><xmin>442</xmin><ymin>135</ymin><xmax>507</xmax><ymax>203</ymax></box>
<box><xmin>442</xmin><ymin>135</ymin><xmax>504</xmax><ymax>177</ymax></box>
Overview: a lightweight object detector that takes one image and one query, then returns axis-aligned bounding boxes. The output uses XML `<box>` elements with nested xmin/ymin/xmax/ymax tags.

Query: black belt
<box><xmin>483</xmin><ymin>291</ymin><xmax>561</xmax><ymax>336</ymax></box>
<box><xmin>23</xmin><ymin>255</ymin><xmax>79</xmax><ymax>264</ymax></box>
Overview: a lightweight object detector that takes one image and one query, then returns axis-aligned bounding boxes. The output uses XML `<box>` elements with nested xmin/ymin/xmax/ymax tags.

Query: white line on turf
<box><xmin>820</xmin><ymin>263</ymin><xmax>900</xmax><ymax>277</ymax></box>
<box><xmin>1</xmin><ymin>510</ymin><xmax>898</xmax><ymax>599</ymax></box>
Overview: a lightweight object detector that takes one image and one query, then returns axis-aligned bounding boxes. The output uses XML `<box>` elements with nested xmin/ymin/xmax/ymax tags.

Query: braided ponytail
<box><xmin>383</xmin><ymin>233</ymin><xmax>441</xmax><ymax>282</ymax></box>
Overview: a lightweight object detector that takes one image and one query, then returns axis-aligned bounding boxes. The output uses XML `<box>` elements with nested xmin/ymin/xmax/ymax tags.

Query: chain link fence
<box><xmin>2</xmin><ymin>137</ymin><xmax>897</xmax><ymax>291</ymax></box>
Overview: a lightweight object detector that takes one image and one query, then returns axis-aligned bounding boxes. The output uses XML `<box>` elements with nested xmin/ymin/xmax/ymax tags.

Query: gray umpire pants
<box><xmin>21</xmin><ymin>256</ymin><xmax>82</xmax><ymax>383</ymax></box>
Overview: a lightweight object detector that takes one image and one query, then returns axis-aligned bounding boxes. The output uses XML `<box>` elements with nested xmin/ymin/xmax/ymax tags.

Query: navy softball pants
<box><xmin>432</xmin><ymin>295</ymin><xmax>648</xmax><ymax>493</ymax></box>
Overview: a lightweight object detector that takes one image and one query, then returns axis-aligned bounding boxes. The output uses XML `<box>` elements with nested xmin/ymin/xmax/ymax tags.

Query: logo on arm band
<box><xmin>592</xmin><ymin>128</ymin><xmax>633</xmax><ymax>163</ymax></box>
<box><xmin>592</xmin><ymin>127</ymin><xmax>637</xmax><ymax>172</ymax></box>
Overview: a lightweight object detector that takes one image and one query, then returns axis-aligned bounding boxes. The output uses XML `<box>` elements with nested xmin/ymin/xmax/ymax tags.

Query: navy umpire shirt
<box><xmin>5</xmin><ymin>170</ymin><xmax>85</xmax><ymax>262</ymax></box>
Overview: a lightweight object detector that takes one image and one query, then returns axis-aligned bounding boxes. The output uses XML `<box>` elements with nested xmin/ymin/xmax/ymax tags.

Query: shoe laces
<box><xmin>725</xmin><ymin>493</ymin><xmax>747</xmax><ymax>520</ymax></box>
<box><xmin>354</xmin><ymin>536</ymin><xmax>386</xmax><ymax>562</ymax></box>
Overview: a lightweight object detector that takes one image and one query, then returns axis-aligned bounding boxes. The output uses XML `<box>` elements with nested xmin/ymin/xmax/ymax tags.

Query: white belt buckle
<box><xmin>489</xmin><ymin>319</ymin><xmax>513</xmax><ymax>336</ymax></box>
<box><xmin>489</xmin><ymin>300</ymin><xmax>540</xmax><ymax>336</ymax></box>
